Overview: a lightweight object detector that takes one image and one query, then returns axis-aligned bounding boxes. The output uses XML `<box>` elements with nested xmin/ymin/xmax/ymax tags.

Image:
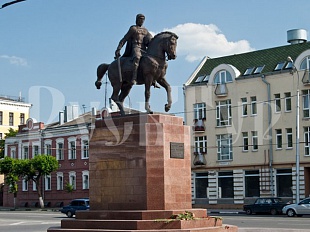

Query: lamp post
<box><xmin>287</xmin><ymin>56</ymin><xmax>300</xmax><ymax>203</ymax></box>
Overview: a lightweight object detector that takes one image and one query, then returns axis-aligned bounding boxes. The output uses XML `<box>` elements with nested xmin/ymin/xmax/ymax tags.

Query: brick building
<box><xmin>3</xmin><ymin>106</ymin><xmax>94</xmax><ymax>208</ymax></box>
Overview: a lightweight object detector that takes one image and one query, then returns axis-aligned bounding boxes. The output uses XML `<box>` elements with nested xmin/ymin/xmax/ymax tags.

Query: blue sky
<box><xmin>1</xmin><ymin>0</ymin><xmax>309</xmax><ymax>123</ymax></box>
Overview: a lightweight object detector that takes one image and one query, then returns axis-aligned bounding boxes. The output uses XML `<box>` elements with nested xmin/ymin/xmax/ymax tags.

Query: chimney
<box><xmin>287</xmin><ymin>29</ymin><xmax>307</xmax><ymax>44</ymax></box>
<box><xmin>59</xmin><ymin>111</ymin><xmax>64</xmax><ymax>125</ymax></box>
<box><xmin>64</xmin><ymin>105</ymin><xmax>79</xmax><ymax>122</ymax></box>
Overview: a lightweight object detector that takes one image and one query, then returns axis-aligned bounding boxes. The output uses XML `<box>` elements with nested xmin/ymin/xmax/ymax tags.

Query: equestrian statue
<box><xmin>95</xmin><ymin>14</ymin><xmax>178</xmax><ymax>116</ymax></box>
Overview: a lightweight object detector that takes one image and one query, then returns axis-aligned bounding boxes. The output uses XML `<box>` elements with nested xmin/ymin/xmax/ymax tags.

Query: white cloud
<box><xmin>160</xmin><ymin>23</ymin><xmax>255</xmax><ymax>62</ymax></box>
<box><xmin>0</xmin><ymin>55</ymin><xmax>28</xmax><ymax>66</ymax></box>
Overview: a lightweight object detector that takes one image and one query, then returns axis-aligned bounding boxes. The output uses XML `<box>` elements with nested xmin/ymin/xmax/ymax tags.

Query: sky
<box><xmin>1</xmin><ymin>0</ymin><xmax>309</xmax><ymax>124</ymax></box>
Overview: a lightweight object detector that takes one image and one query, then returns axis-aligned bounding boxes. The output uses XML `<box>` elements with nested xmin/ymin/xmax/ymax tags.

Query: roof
<box><xmin>189</xmin><ymin>41</ymin><xmax>310</xmax><ymax>85</ymax></box>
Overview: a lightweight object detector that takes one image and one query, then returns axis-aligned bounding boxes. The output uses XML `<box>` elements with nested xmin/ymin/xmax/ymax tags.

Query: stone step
<box><xmin>48</xmin><ymin>224</ymin><xmax>238</xmax><ymax>232</ymax></box>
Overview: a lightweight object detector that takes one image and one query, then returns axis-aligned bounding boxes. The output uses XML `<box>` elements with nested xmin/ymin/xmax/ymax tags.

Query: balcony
<box><xmin>214</xmin><ymin>83</ymin><xmax>228</xmax><ymax>97</ymax></box>
<box><xmin>193</xmin><ymin>118</ymin><xmax>206</xmax><ymax>132</ymax></box>
<box><xmin>193</xmin><ymin>151</ymin><xmax>207</xmax><ymax>166</ymax></box>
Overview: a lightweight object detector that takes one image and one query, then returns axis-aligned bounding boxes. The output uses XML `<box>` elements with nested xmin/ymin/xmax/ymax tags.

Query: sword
<box><xmin>117</xmin><ymin>57</ymin><xmax>122</xmax><ymax>82</ymax></box>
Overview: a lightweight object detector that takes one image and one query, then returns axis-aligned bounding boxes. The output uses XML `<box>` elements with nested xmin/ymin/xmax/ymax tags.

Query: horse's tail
<box><xmin>95</xmin><ymin>63</ymin><xmax>109</xmax><ymax>89</ymax></box>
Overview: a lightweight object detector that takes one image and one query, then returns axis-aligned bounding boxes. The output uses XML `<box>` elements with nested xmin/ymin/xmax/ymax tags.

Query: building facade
<box><xmin>3</xmin><ymin>106</ymin><xmax>94</xmax><ymax>208</ymax></box>
<box><xmin>0</xmin><ymin>95</ymin><xmax>31</xmax><ymax>140</ymax></box>
<box><xmin>184</xmin><ymin>29</ymin><xmax>310</xmax><ymax>208</ymax></box>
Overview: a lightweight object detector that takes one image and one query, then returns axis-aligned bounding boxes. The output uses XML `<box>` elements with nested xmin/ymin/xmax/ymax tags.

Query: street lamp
<box><xmin>287</xmin><ymin>56</ymin><xmax>300</xmax><ymax>203</ymax></box>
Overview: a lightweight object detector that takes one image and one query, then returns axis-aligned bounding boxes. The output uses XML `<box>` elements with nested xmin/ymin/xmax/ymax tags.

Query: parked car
<box><xmin>282</xmin><ymin>197</ymin><xmax>310</xmax><ymax>217</ymax></box>
<box><xmin>60</xmin><ymin>198</ymin><xmax>90</xmax><ymax>217</ymax></box>
<box><xmin>243</xmin><ymin>197</ymin><xmax>288</xmax><ymax>215</ymax></box>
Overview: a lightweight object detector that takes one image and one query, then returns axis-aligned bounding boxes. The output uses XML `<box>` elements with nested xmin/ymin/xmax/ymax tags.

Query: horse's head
<box><xmin>164</xmin><ymin>32</ymin><xmax>178</xmax><ymax>60</ymax></box>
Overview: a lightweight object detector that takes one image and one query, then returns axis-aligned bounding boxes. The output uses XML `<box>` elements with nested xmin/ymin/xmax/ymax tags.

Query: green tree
<box><xmin>19</xmin><ymin>155</ymin><xmax>58</xmax><ymax>208</ymax></box>
<box><xmin>0</xmin><ymin>157</ymin><xmax>21</xmax><ymax>208</ymax></box>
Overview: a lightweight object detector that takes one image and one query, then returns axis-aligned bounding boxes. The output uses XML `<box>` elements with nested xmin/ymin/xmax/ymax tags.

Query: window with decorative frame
<box><xmin>56</xmin><ymin>140</ymin><xmax>64</xmax><ymax>160</ymax></box>
<box><xmin>45</xmin><ymin>175</ymin><xmax>51</xmax><ymax>191</ymax></box>
<box><xmin>57</xmin><ymin>172</ymin><xmax>63</xmax><ymax>190</ymax></box>
<box><xmin>82</xmin><ymin>171</ymin><xmax>89</xmax><ymax>189</ymax></box>
<box><xmin>69</xmin><ymin>171</ymin><xmax>76</xmax><ymax>190</ymax></box>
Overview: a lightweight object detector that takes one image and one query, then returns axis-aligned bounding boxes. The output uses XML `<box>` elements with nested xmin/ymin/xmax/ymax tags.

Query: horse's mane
<box><xmin>148</xmin><ymin>31</ymin><xmax>178</xmax><ymax>46</ymax></box>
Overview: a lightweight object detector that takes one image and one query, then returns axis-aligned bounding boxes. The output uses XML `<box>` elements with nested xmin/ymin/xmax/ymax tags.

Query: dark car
<box><xmin>60</xmin><ymin>198</ymin><xmax>90</xmax><ymax>217</ymax></box>
<box><xmin>243</xmin><ymin>197</ymin><xmax>288</xmax><ymax>215</ymax></box>
<box><xmin>282</xmin><ymin>197</ymin><xmax>310</xmax><ymax>217</ymax></box>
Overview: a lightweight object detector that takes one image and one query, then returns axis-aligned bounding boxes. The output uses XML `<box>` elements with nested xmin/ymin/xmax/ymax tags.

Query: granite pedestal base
<box><xmin>48</xmin><ymin>113</ymin><xmax>237</xmax><ymax>232</ymax></box>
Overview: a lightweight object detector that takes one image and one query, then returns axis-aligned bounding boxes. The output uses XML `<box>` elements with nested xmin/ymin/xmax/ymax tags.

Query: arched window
<box><xmin>214</xmin><ymin>70</ymin><xmax>233</xmax><ymax>84</ymax></box>
<box><xmin>300</xmin><ymin>56</ymin><xmax>310</xmax><ymax>70</ymax></box>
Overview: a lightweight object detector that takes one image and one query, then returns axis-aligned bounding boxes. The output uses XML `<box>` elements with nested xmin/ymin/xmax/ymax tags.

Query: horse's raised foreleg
<box><xmin>157</xmin><ymin>78</ymin><xmax>172</xmax><ymax>112</ymax></box>
<box><xmin>95</xmin><ymin>63</ymin><xmax>109</xmax><ymax>89</ymax></box>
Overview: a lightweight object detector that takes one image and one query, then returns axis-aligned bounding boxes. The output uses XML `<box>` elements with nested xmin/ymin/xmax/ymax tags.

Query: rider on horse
<box><xmin>115</xmin><ymin>14</ymin><xmax>159</xmax><ymax>88</ymax></box>
<box><xmin>115</xmin><ymin>14</ymin><xmax>151</xmax><ymax>84</ymax></box>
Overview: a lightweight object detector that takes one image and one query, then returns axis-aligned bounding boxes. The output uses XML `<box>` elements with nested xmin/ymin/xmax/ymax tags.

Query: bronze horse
<box><xmin>95</xmin><ymin>31</ymin><xmax>178</xmax><ymax>116</ymax></box>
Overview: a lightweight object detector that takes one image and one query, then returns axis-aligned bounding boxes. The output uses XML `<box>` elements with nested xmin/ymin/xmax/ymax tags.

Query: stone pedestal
<box><xmin>48</xmin><ymin>113</ymin><xmax>238</xmax><ymax>232</ymax></box>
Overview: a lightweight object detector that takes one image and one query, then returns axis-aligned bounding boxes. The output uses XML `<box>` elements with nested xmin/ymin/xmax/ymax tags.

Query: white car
<box><xmin>282</xmin><ymin>197</ymin><xmax>310</xmax><ymax>217</ymax></box>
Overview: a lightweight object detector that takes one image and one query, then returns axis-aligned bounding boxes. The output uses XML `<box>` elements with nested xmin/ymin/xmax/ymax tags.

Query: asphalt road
<box><xmin>1</xmin><ymin>210</ymin><xmax>310</xmax><ymax>232</ymax></box>
<box><xmin>0</xmin><ymin>211</ymin><xmax>61</xmax><ymax>232</ymax></box>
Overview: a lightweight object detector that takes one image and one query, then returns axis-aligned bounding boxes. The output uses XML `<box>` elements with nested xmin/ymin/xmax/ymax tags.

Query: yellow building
<box><xmin>184</xmin><ymin>29</ymin><xmax>310</xmax><ymax>208</ymax></box>
<box><xmin>0</xmin><ymin>95</ymin><xmax>32</xmax><ymax>139</ymax></box>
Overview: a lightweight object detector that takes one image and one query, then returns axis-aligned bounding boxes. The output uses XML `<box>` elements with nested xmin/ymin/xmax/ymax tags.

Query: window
<box><xmin>241</xmin><ymin>97</ymin><xmax>248</xmax><ymax>116</ymax></box>
<box><xmin>69</xmin><ymin>171</ymin><xmax>76</xmax><ymax>190</ymax></box>
<box><xmin>194</xmin><ymin>103</ymin><xmax>206</xmax><ymax>120</ymax></box>
<box><xmin>82</xmin><ymin>171</ymin><xmax>89</xmax><ymax>189</ymax></box>
<box><xmin>274</xmin><ymin>93</ymin><xmax>281</xmax><ymax>112</ymax></box>
<box><xmin>276</xmin><ymin>129</ymin><xmax>282</xmax><ymax>149</ymax></box>
<box><xmin>253</xmin><ymin>65</ymin><xmax>265</xmax><ymax>74</ymax></box>
<box><xmin>45</xmin><ymin>144</ymin><xmax>52</xmax><ymax>155</ymax></box>
<box><xmin>217</xmin><ymin>134</ymin><xmax>232</xmax><ymax>161</ymax></box>
<box><xmin>11</xmin><ymin>148</ymin><xmax>16</xmax><ymax>159</ymax></box>
<box><xmin>56</xmin><ymin>141</ymin><xmax>64</xmax><ymax>160</ymax></box>
<box><xmin>276</xmin><ymin>169</ymin><xmax>292</xmax><ymax>197</ymax></box>
<box><xmin>242</xmin><ymin>132</ymin><xmax>249</xmax><ymax>152</ymax></box>
<box><xmin>9</xmin><ymin>112</ymin><xmax>14</xmax><ymax>126</ymax></box>
<box><xmin>0</xmin><ymin>133</ymin><xmax>2</xmax><ymax>140</ymax></box>
<box><xmin>252</xmin><ymin>131</ymin><xmax>258</xmax><ymax>151</ymax></box>
<box><xmin>33</xmin><ymin>145</ymin><xmax>39</xmax><ymax>157</ymax></box>
<box><xmin>305</xmin><ymin>127</ymin><xmax>310</xmax><ymax>156</ymax></box>
<box><xmin>194</xmin><ymin>136</ymin><xmax>207</xmax><ymax>154</ymax></box>
<box><xmin>285</xmin><ymin>61</ymin><xmax>293</xmax><ymax>69</ymax></box>
<box><xmin>214</xmin><ymin>70</ymin><xmax>232</xmax><ymax>84</ymax></box>
<box><xmin>20</xmin><ymin>113</ymin><xmax>25</xmax><ymax>125</ymax></box>
<box><xmin>274</xmin><ymin>61</ymin><xmax>285</xmax><ymax>71</ymax></box>
<box><xmin>303</xmin><ymin>89</ymin><xmax>310</xmax><ymax>118</ymax></box>
<box><xmin>82</xmin><ymin>140</ymin><xmax>89</xmax><ymax>159</ymax></box>
<box><xmin>218</xmin><ymin>171</ymin><xmax>233</xmax><ymax>198</ymax></box>
<box><xmin>23</xmin><ymin>146</ymin><xmax>29</xmax><ymax>159</ymax></box>
<box><xmin>286</xmin><ymin>128</ymin><xmax>293</xmax><ymax>149</ymax></box>
<box><xmin>251</xmin><ymin>96</ymin><xmax>257</xmax><ymax>115</ymax></box>
<box><xmin>68</xmin><ymin>138</ymin><xmax>76</xmax><ymax>160</ymax></box>
<box><xmin>300</xmin><ymin>56</ymin><xmax>310</xmax><ymax>70</ymax></box>
<box><xmin>22</xmin><ymin>179</ymin><xmax>28</xmax><ymax>191</ymax></box>
<box><xmin>195</xmin><ymin>75</ymin><xmax>205</xmax><ymax>83</ymax></box>
<box><xmin>285</xmin><ymin>92</ymin><xmax>292</xmax><ymax>112</ymax></box>
<box><xmin>57</xmin><ymin>172</ymin><xmax>63</xmax><ymax>190</ymax></box>
<box><xmin>195</xmin><ymin>172</ymin><xmax>208</xmax><ymax>198</ymax></box>
<box><xmin>45</xmin><ymin>175</ymin><xmax>51</xmax><ymax>191</ymax></box>
<box><xmin>216</xmin><ymin>100</ymin><xmax>231</xmax><ymax>126</ymax></box>
<box><xmin>0</xmin><ymin>111</ymin><xmax>2</xmax><ymax>125</ymax></box>
<box><xmin>194</xmin><ymin>136</ymin><xmax>207</xmax><ymax>165</ymax></box>
<box><xmin>245</xmin><ymin>170</ymin><xmax>260</xmax><ymax>197</ymax></box>
<box><xmin>243</xmin><ymin>67</ymin><xmax>255</xmax><ymax>75</ymax></box>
